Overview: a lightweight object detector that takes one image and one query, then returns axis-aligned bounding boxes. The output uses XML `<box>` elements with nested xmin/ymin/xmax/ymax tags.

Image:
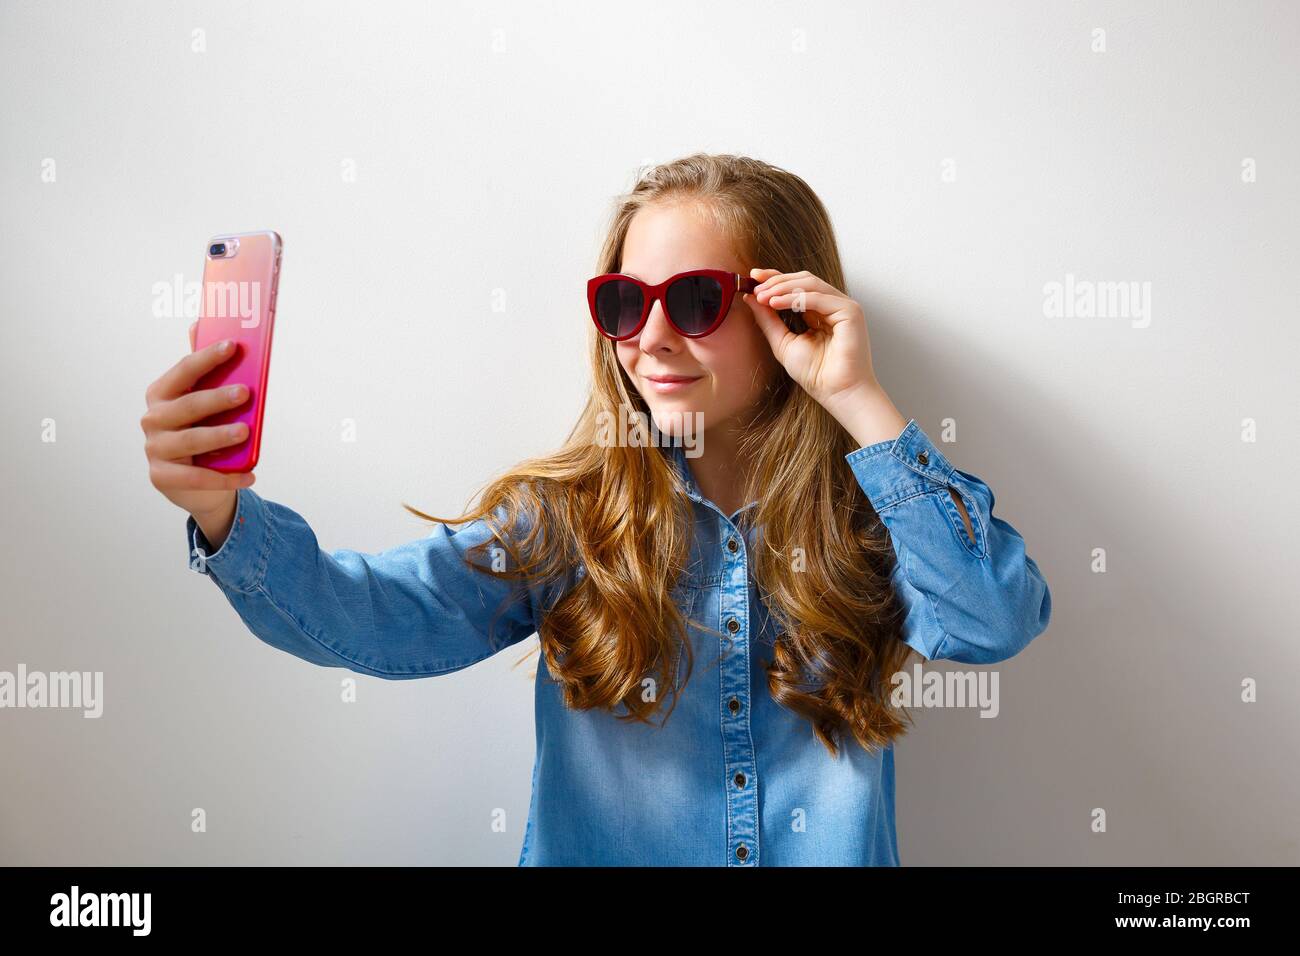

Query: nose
<box><xmin>637</xmin><ymin>299</ymin><xmax>685</xmax><ymax>354</ymax></box>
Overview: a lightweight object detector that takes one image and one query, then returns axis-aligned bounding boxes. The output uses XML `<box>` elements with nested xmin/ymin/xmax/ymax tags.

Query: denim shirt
<box><xmin>185</xmin><ymin>418</ymin><xmax>1051</xmax><ymax>866</ymax></box>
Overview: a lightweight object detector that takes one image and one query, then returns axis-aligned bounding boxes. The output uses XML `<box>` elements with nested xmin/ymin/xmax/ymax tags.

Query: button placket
<box><xmin>716</xmin><ymin>517</ymin><xmax>758</xmax><ymax>866</ymax></box>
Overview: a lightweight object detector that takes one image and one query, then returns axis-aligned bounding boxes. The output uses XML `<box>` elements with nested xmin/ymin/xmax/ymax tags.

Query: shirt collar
<box><xmin>664</xmin><ymin>441</ymin><xmax>760</xmax><ymax>519</ymax></box>
<box><xmin>665</xmin><ymin>441</ymin><xmax>703</xmax><ymax>501</ymax></box>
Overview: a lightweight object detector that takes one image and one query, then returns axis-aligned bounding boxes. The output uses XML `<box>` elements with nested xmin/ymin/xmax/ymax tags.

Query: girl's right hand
<box><xmin>141</xmin><ymin>321</ymin><xmax>256</xmax><ymax>525</ymax></box>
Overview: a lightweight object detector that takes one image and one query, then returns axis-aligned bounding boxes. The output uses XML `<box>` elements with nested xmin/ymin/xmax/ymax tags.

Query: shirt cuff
<box><xmin>844</xmin><ymin>418</ymin><xmax>958</xmax><ymax>512</ymax></box>
<box><xmin>184</xmin><ymin>487</ymin><xmax>272</xmax><ymax>592</ymax></box>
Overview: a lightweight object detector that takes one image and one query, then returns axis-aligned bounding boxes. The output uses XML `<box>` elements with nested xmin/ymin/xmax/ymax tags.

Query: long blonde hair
<box><xmin>405</xmin><ymin>152</ymin><xmax>915</xmax><ymax>757</ymax></box>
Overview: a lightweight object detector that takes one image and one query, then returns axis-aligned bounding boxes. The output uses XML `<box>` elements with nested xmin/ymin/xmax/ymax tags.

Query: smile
<box><xmin>644</xmin><ymin>376</ymin><xmax>701</xmax><ymax>393</ymax></box>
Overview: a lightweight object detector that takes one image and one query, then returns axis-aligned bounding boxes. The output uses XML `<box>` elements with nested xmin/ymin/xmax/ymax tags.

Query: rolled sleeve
<box><xmin>844</xmin><ymin>419</ymin><xmax>958</xmax><ymax>516</ymax></box>
<box><xmin>845</xmin><ymin>419</ymin><xmax>1052</xmax><ymax>664</ymax></box>
<box><xmin>185</xmin><ymin>487</ymin><xmax>271</xmax><ymax>592</ymax></box>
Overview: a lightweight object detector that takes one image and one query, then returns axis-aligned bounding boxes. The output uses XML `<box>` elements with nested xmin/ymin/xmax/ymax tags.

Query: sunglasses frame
<box><xmin>587</xmin><ymin>268</ymin><xmax>761</xmax><ymax>340</ymax></box>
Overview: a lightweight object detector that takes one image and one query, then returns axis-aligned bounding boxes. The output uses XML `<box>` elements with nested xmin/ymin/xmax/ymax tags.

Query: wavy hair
<box><xmin>404</xmin><ymin>152</ymin><xmax>916</xmax><ymax>757</ymax></box>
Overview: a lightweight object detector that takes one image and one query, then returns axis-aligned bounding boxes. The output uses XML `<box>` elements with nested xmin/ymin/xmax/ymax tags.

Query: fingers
<box><xmin>145</xmin><ymin>338</ymin><xmax>238</xmax><ymax>407</ymax></box>
<box><xmin>742</xmin><ymin>291</ymin><xmax>797</xmax><ymax>355</ymax></box>
<box><xmin>753</xmin><ymin>271</ymin><xmax>842</xmax><ymax>299</ymax></box>
<box><xmin>149</xmin><ymin>459</ymin><xmax>255</xmax><ymax>492</ymax></box>
<box><xmin>188</xmin><ymin>321</ymin><xmax>197</xmax><ymax>351</ymax></box>
<box><xmin>757</xmin><ymin>289</ymin><xmax>857</xmax><ymax>326</ymax></box>
<box><xmin>145</xmin><ymin>420</ymin><xmax>249</xmax><ymax>462</ymax></box>
<box><xmin>141</xmin><ymin>379</ymin><xmax>248</xmax><ymax>433</ymax></box>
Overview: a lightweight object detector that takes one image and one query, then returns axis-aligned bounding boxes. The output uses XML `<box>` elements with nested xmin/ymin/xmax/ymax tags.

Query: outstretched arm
<box><xmin>186</xmin><ymin>488</ymin><xmax>549</xmax><ymax>678</ymax></box>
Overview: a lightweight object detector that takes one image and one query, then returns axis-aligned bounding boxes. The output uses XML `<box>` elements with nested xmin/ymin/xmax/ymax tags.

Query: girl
<box><xmin>143</xmin><ymin>152</ymin><xmax>1051</xmax><ymax>866</ymax></box>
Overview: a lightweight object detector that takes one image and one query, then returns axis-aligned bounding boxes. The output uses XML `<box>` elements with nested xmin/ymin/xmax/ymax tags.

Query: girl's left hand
<box><xmin>744</xmin><ymin>268</ymin><xmax>880</xmax><ymax>409</ymax></box>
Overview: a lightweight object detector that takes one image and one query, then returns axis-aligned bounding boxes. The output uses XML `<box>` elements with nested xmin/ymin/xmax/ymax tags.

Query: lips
<box><xmin>643</xmin><ymin>374</ymin><xmax>701</xmax><ymax>394</ymax></box>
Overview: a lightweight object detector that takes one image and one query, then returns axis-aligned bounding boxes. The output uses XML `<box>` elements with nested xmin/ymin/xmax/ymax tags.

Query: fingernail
<box><xmin>226</xmin><ymin>384</ymin><xmax>245</xmax><ymax>400</ymax></box>
<box><xmin>217</xmin><ymin>339</ymin><xmax>232</xmax><ymax>352</ymax></box>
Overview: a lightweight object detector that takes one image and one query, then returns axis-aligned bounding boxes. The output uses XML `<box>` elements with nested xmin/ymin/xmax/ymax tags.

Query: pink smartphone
<box><xmin>190</xmin><ymin>230</ymin><xmax>282</xmax><ymax>473</ymax></box>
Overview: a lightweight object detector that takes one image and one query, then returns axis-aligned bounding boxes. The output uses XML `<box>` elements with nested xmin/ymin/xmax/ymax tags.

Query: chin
<box><xmin>647</xmin><ymin>407</ymin><xmax>703</xmax><ymax>439</ymax></box>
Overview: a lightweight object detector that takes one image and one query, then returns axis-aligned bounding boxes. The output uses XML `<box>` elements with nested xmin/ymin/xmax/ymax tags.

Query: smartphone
<box><xmin>190</xmin><ymin>230</ymin><xmax>282</xmax><ymax>473</ymax></box>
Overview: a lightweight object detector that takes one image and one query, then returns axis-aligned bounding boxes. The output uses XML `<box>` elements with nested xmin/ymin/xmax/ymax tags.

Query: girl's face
<box><xmin>615</xmin><ymin>203</ymin><xmax>781</xmax><ymax>441</ymax></box>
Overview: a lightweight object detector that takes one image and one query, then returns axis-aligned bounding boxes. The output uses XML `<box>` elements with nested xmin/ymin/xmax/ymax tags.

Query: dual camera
<box><xmin>207</xmin><ymin>238</ymin><xmax>240</xmax><ymax>259</ymax></box>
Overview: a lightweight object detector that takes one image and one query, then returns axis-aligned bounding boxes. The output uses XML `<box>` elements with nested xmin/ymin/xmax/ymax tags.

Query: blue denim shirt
<box><xmin>185</xmin><ymin>418</ymin><xmax>1051</xmax><ymax>865</ymax></box>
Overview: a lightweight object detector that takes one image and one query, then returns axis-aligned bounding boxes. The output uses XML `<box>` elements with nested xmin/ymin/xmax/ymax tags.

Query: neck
<box><xmin>685</xmin><ymin>423</ymin><xmax>754</xmax><ymax>518</ymax></box>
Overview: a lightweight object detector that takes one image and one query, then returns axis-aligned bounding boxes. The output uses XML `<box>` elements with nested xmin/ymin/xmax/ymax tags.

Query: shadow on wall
<box><xmin>852</xmin><ymin>280</ymin><xmax>1286</xmax><ymax>866</ymax></box>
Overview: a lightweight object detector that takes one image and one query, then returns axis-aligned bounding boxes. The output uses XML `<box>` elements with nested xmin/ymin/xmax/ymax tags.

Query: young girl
<box><xmin>144</xmin><ymin>152</ymin><xmax>1051</xmax><ymax>866</ymax></box>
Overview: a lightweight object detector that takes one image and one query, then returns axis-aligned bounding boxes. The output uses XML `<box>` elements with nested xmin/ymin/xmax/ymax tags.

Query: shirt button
<box><xmin>728</xmin><ymin>697</ymin><xmax>741</xmax><ymax>715</ymax></box>
<box><xmin>733</xmin><ymin>771</ymin><xmax>746</xmax><ymax>788</ymax></box>
<box><xmin>727</xmin><ymin>537</ymin><xmax>739</xmax><ymax>553</ymax></box>
<box><xmin>735</xmin><ymin>844</ymin><xmax>749</xmax><ymax>861</ymax></box>
<box><xmin>726</xmin><ymin>618</ymin><xmax>740</xmax><ymax>634</ymax></box>
<box><xmin>916</xmin><ymin>450</ymin><xmax>929</xmax><ymax>465</ymax></box>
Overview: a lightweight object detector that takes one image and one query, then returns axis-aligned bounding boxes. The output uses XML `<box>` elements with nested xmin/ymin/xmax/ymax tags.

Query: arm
<box><xmin>843</xmin><ymin>419</ymin><xmax>1052</xmax><ymax>664</ymax></box>
<box><xmin>743</xmin><ymin>271</ymin><xmax>1049</xmax><ymax>663</ymax></box>
<box><xmin>185</xmin><ymin>487</ymin><xmax>550</xmax><ymax>678</ymax></box>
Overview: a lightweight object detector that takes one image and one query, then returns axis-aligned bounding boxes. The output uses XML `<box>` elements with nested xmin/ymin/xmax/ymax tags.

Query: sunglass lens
<box><xmin>594</xmin><ymin>279</ymin><xmax>644</xmax><ymax>337</ymax></box>
<box><xmin>666</xmin><ymin>275</ymin><xmax>724</xmax><ymax>335</ymax></box>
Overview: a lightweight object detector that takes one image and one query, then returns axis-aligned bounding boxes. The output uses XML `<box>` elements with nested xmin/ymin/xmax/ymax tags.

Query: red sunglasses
<box><xmin>587</xmin><ymin>269</ymin><xmax>760</xmax><ymax>340</ymax></box>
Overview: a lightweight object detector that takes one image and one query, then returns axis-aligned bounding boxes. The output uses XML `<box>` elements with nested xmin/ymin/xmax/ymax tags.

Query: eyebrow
<box><xmin>619</xmin><ymin>268</ymin><xmax>733</xmax><ymax>283</ymax></box>
<box><xmin>621</xmin><ymin>269</ymin><xmax>702</xmax><ymax>281</ymax></box>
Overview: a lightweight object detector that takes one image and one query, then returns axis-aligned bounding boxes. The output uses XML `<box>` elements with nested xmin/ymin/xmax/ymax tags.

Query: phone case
<box><xmin>191</xmin><ymin>230</ymin><xmax>282</xmax><ymax>473</ymax></box>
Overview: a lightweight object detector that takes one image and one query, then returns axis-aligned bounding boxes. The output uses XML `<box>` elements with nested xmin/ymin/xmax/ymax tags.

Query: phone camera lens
<box><xmin>210</xmin><ymin>243</ymin><xmax>226</xmax><ymax>257</ymax></box>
